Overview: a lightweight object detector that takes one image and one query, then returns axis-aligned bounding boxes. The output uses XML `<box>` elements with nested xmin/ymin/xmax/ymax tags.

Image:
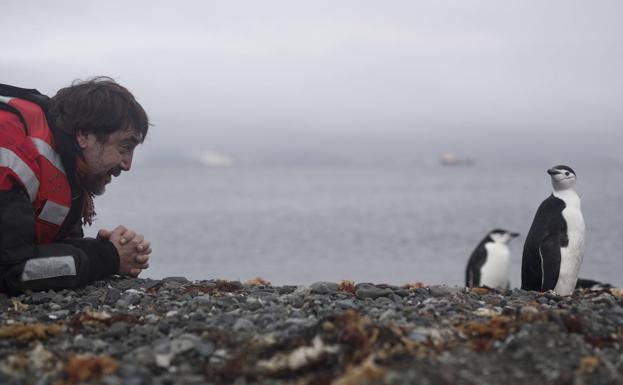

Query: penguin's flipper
<box><xmin>521</xmin><ymin>250</ymin><xmax>543</xmax><ymax>291</ymax></box>
<box><xmin>538</xmin><ymin>232</ymin><xmax>561</xmax><ymax>291</ymax></box>
<box><xmin>466</xmin><ymin>269</ymin><xmax>476</xmax><ymax>288</ymax></box>
<box><xmin>465</xmin><ymin>244</ymin><xmax>487</xmax><ymax>287</ymax></box>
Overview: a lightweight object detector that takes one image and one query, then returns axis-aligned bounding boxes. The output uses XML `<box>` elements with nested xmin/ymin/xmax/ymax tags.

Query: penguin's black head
<box><xmin>547</xmin><ymin>165</ymin><xmax>575</xmax><ymax>176</ymax></box>
<box><xmin>547</xmin><ymin>164</ymin><xmax>577</xmax><ymax>191</ymax></box>
<box><xmin>488</xmin><ymin>229</ymin><xmax>520</xmax><ymax>244</ymax></box>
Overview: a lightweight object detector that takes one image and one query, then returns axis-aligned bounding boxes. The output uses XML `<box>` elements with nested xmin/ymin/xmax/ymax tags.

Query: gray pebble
<box><xmin>309</xmin><ymin>281</ymin><xmax>339</xmax><ymax>294</ymax></box>
<box><xmin>107</xmin><ymin>322</ymin><xmax>130</xmax><ymax>339</ymax></box>
<box><xmin>355</xmin><ymin>284</ymin><xmax>393</xmax><ymax>299</ymax></box>
<box><xmin>429</xmin><ymin>285</ymin><xmax>465</xmax><ymax>297</ymax></box>
<box><xmin>233</xmin><ymin>318</ymin><xmax>255</xmax><ymax>332</ymax></box>
<box><xmin>193</xmin><ymin>341</ymin><xmax>216</xmax><ymax>357</ymax></box>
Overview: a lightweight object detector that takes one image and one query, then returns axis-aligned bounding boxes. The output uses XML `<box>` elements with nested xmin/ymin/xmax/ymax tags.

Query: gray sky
<box><xmin>2</xmin><ymin>0</ymin><xmax>623</xmax><ymax>166</ymax></box>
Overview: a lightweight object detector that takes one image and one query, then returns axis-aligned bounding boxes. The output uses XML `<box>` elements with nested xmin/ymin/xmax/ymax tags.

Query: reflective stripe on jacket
<box><xmin>0</xmin><ymin>95</ymin><xmax>72</xmax><ymax>243</ymax></box>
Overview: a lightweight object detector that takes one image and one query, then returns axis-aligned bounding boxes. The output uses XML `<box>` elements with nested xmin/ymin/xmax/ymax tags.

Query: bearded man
<box><xmin>0</xmin><ymin>77</ymin><xmax>151</xmax><ymax>294</ymax></box>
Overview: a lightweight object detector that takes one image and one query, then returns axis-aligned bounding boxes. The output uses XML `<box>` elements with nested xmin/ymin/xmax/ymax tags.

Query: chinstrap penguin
<box><xmin>521</xmin><ymin>165</ymin><xmax>585</xmax><ymax>296</ymax></box>
<box><xmin>466</xmin><ymin>229</ymin><xmax>519</xmax><ymax>289</ymax></box>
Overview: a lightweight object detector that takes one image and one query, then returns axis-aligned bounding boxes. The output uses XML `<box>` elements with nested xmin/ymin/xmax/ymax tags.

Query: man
<box><xmin>0</xmin><ymin>77</ymin><xmax>151</xmax><ymax>295</ymax></box>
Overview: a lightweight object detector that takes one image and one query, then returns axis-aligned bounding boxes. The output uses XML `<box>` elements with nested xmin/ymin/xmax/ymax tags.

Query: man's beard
<box><xmin>80</xmin><ymin>172</ymin><xmax>110</xmax><ymax>196</ymax></box>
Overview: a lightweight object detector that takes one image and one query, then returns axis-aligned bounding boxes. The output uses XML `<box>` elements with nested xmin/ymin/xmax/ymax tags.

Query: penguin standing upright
<box><xmin>521</xmin><ymin>165</ymin><xmax>585</xmax><ymax>296</ymax></box>
<box><xmin>465</xmin><ymin>229</ymin><xmax>519</xmax><ymax>289</ymax></box>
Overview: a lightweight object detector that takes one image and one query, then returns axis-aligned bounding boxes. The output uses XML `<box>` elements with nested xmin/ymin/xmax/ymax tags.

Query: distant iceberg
<box><xmin>194</xmin><ymin>151</ymin><xmax>235</xmax><ymax>167</ymax></box>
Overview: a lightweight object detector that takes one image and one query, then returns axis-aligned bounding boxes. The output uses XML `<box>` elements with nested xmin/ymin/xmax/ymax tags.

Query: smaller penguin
<box><xmin>465</xmin><ymin>229</ymin><xmax>519</xmax><ymax>289</ymax></box>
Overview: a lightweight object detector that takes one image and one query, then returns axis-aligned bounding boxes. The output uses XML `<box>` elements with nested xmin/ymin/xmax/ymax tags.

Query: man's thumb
<box><xmin>97</xmin><ymin>229</ymin><xmax>112</xmax><ymax>240</ymax></box>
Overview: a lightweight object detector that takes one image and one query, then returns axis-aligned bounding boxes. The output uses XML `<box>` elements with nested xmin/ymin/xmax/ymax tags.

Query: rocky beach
<box><xmin>0</xmin><ymin>277</ymin><xmax>622</xmax><ymax>385</ymax></box>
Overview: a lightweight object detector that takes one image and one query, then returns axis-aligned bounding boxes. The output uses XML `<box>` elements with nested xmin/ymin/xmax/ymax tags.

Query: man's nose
<box><xmin>120</xmin><ymin>153</ymin><xmax>133</xmax><ymax>171</ymax></box>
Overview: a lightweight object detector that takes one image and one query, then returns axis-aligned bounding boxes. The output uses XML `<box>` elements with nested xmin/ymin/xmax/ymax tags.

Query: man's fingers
<box><xmin>137</xmin><ymin>241</ymin><xmax>151</xmax><ymax>253</ymax></box>
<box><xmin>111</xmin><ymin>226</ymin><xmax>129</xmax><ymax>243</ymax></box>
<box><xmin>133</xmin><ymin>234</ymin><xmax>145</xmax><ymax>247</ymax></box>
<box><xmin>119</xmin><ymin>230</ymin><xmax>136</xmax><ymax>245</ymax></box>
<box><xmin>97</xmin><ymin>229</ymin><xmax>111</xmax><ymax>240</ymax></box>
<box><xmin>135</xmin><ymin>255</ymin><xmax>149</xmax><ymax>264</ymax></box>
<box><xmin>129</xmin><ymin>268</ymin><xmax>141</xmax><ymax>277</ymax></box>
<box><xmin>112</xmin><ymin>225</ymin><xmax>128</xmax><ymax>234</ymax></box>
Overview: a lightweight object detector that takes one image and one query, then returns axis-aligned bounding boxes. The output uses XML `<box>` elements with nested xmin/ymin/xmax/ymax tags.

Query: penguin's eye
<box><xmin>565</xmin><ymin>172</ymin><xmax>570</xmax><ymax>176</ymax></box>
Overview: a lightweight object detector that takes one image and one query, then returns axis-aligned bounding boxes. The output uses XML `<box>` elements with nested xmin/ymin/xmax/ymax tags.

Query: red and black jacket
<box><xmin>0</xmin><ymin>84</ymin><xmax>119</xmax><ymax>294</ymax></box>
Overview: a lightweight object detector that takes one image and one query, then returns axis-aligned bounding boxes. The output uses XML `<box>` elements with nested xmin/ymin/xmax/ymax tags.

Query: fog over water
<box><xmin>2</xmin><ymin>1</ymin><xmax>623</xmax><ymax>284</ymax></box>
<box><xmin>2</xmin><ymin>1</ymin><xmax>623</xmax><ymax>166</ymax></box>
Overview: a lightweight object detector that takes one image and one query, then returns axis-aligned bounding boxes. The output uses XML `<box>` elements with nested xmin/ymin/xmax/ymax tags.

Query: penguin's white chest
<box><xmin>480</xmin><ymin>243</ymin><xmax>510</xmax><ymax>289</ymax></box>
<box><xmin>553</xmin><ymin>191</ymin><xmax>585</xmax><ymax>295</ymax></box>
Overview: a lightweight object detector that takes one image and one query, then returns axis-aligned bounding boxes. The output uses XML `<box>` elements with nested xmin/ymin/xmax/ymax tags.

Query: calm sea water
<box><xmin>86</xmin><ymin>162</ymin><xmax>623</xmax><ymax>288</ymax></box>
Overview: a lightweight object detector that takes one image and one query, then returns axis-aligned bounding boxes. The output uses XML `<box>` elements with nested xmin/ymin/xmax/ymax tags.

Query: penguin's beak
<box><xmin>547</xmin><ymin>168</ymin><xmax>559</xmax><ymax>176</ymax></box>
<box><xmin>510</xmin><ymin>232</ymin><xmax>520</xmax><ymax>238</ymax></box>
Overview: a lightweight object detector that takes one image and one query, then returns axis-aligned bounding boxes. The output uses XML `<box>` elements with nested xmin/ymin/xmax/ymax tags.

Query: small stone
<box><xmin>51</xmin><ymin>294</ymin><xmax>66</xmax><ymax>303</ymax></box>
<box><xmin>380</xmin><ymin>309</ymin><xmax>397</xmax><ymax>322</ymax></box>
<box><xmin>117</xmin><ymin>364</ymin><xmax>153</xmax><ymax>385</ymax></box>
<box><xmin>374</xmin><ymin>296</ymin><xmax>395</xmax><ymax>306</ymax></box>
<box><xmin>138</xmin><ymin>279</ymin><xmax>162</xmax><ymax>290</ymax></box>
<box><xmin>101</xmin><ymin>376</ymin><xmax>123</xmax><ymax>385</ymax></box>
<box><xmin>355</xmin><ymin>284</ymin><xmax>393</xmax><ymax>299</ymax></box>
<box><xmin>292</xmin><ymin>286</ymin><xmax>311</xmax><ymax>296</ymax></box>
<box><xmin>233</xmin><ymin>318</ymin><xmax>255</xmax><ymax>332</ymax></box>
<box><xmin>180</xmin><ymin>321</ymin><xmax>206</xmax><ymax>334</ymax></box>
<box><xmin>409</xmin><ymin>327</ymin><xmax>446</xmax><ymax>343</ymax></box>
<box><xmin>520</xmin><ymin>305</ymin><xmax>540</xmax><ymax>318</ymax></box>
<box><xmin>107</xmin><ymin>322</ymin><xmax>130</xmax><ymax>339</ymax></box>
<box><xmin>336</xmin><ymin>299</ymin><xmax>357</xmax><ymax>309</ymax></box>
<box><xmin>502</xmin><ymin>306</ymin><xmax>516</xmax><ymax>316</ymax></box>
<box><xmin>193</xmin><ymin>341</ymin><xmax>216</xmax><ymax>357</ymax></box>
<box><xmin>92</xmin><ymin>339</ymin><xmax>109</xmax><ymax>351</ymax></box>
<box><xmin>169</xmin><ymin>337</ymin><xmax>195</xmax><ymax>355</ymax></box>
<box><xmin>537</xmin><ymin>296</ymin><xmax>549</xmax><ymax>304</ymax></box>
<box><xmin>125</xmin><ymin>346</ymin><xmax>156</xmax><ymax>366</ymax></box>
<box><xmin>429</xmin><ymin>285</ymin><xmax>464</xmax><ymax>297</ymax></box>
<box><xmin>155</xmin><ymin>354</ymin><xmax>172</xmax><ymax>368</ymax></box>
<box><xmin>310</xmin><ymin>282</ymin><xmax>339</xmax><ymax>295</ymax></box>
<box><xmin>73</xmin><ymin>336</ymin><xmax>95</xmax><ymax>350</ymax></box>
<box><xmin>285</xmin><ymin>318</ymin><xmax>315</xmax><ymax>328</ymax></box>
<box><xmin>116</xmin><ymin>279</ymin><xmax>142</xmax><ymax>291</ymax></box>
<box><xmin>104</xmin><ymin>288</ymin><xmax>122</xmax><ymax>305</ymax></box>
<box><xmin>163</xmin><ymin>277</ymin><xmax>190</xmax><ymax>284</ymax></box>
<box><xmin>474</xmin><ymin>307</ymin><xmax>501</xmax><ymax>317</ymax></box>
<box><xmin>48</xmin><ymin>310</ymin><xmax>70</xmax><ymax>320</ymax></box>
<box><xmin>192</xmin><ymin>295</ymin><xmax>212</xmax><ymax>306</ymax></box>
<box><xmin>246</xmin><ymin>297</ymin><xmax>263</xmax><ymax>311</ymax></box>
<box><xmin>115</xmin><ymin>299</ymin><xmax>130</xmax><ymax>309</ymax></box>
<box><xmin>277</xmin><ymin>286</ymin><xmax>298</xmax><ymax>294</ymax></box>
<box><xmin>228</xmin><ymin>281</ymin><xmax>245</xmax><ymax>290</ymax></box>
<box><xmin>31</xmin><ymin>292</ymin><xmax>55</xmax><ymax>304</ymax></box>
<box><xmin>144</xmin><ymin>314</ymin><xmax>160</xmax><ymax>324</ymax></box>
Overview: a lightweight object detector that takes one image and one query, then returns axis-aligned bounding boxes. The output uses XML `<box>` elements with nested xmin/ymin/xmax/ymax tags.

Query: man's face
<box><xmin>76</xmin><ymin>128</ymin><xmax>140</xmax><ymax>195</ymax></box>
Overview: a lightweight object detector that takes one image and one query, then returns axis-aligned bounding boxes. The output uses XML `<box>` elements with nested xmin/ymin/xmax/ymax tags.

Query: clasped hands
<box><xmin>97</xmin><ymin>225</ymin><xmax>152</xmax><ymax>277</ymax></box>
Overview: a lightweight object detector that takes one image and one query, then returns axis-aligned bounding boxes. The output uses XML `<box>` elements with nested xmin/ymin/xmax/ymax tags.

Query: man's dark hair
<box><xmin>48</xmin><ymin>76</ymin><xmax>149</xmax><ymax>143</ymax></box>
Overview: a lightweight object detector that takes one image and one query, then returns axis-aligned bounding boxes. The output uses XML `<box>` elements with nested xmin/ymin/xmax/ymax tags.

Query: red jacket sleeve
<box><xmin>0</xmin><ymin>189</ymin><xmax>120</xmax><ymax>295</ymax></box>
